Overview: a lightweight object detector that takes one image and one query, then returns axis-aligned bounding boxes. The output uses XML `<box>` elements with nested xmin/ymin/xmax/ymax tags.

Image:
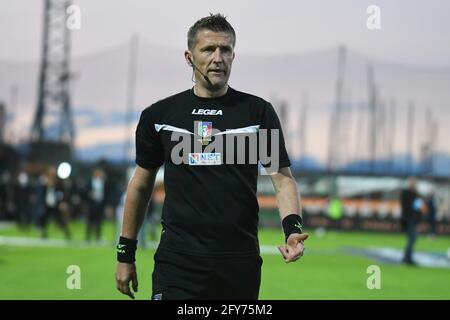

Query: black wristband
<box><xmin>117</xmin><ymin>236</ymin><xmax>138</xmax><ymax>263</ymax></box>
<box><xmin>282</xmin><ymin>214</ymin><xmax>304</xmax><ymax>242</ymax></box>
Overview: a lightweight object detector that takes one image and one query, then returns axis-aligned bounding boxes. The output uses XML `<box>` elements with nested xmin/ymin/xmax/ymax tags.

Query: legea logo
<box><xmin>192</xmin><ymin>109</ymin><xmax>223</xmax><ymax>116</ymax></box>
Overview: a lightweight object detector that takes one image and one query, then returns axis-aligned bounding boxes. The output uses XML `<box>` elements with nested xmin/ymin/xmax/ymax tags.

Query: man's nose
<box><xmin>212</xmin><ymin>48</ymin><xmax>223</xmax><ymax>63</ymax></box>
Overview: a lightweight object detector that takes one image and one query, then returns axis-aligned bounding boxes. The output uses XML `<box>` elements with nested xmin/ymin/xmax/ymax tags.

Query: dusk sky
<box><xmin>1</xmin><ymin>0</ymin><xmax>450</xmax><ymax>66</ymax></box>
<box><xmin>1</xmin><ymin>0</ymin><xmax>449</xmax><ymax>168</ymax></box>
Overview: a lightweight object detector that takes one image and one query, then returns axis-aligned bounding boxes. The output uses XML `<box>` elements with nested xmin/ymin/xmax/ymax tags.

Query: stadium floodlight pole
<box><xmin>328</xmin><ymin>45</ymin><xmax>346</xmax><ymax>171</ymax></box>
<box><xmin>32</xmin><ymin>0</ymin><xmax>74</xmax><ymax>144</ymax></box>
<box><xmin>299</xmin><ymin>92</ymin><xmax>308</xmax><ymax>161</ymax></box>
<box><xmin>406</xmin><ymin>101</ymin><xmax>415</xmax><ymax>174</ymax></box>
<box><xmin>367</xmin><ymin>63</ymin><xmax>377</xmax><ymax>173</ymax></box>
<box><xmin>29</xmin><ymin>0</ymin><xmax>75</xmax><ymax>166</ymax></box>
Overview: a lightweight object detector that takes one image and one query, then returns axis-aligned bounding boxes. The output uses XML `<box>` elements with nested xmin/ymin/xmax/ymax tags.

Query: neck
<box><xmin>193</xmin><ymin>84</ymin><xmax>228</xmax><ymax>98</ymax></box>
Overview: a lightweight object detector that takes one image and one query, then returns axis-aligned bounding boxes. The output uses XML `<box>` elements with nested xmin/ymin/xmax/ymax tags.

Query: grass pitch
<box><xmin>1</xmin><ymin>221</ymin><xmax>449</xmax><ymax>300</ymax></box>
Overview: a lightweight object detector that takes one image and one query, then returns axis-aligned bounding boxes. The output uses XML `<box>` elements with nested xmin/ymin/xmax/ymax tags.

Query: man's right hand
<box><xmin>115</xmin><ymin>262</ymin><xmax>138</xmax><ymax>299</ymax></box>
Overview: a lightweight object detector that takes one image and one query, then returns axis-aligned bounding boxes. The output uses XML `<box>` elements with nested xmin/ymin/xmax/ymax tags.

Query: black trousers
<box><xmin>86</xmin><ymin>202</ymin><xmax>104</xmax><ymax>241</ymax></box>
<box><xmin>151</xmin><ymin>248</ymin><xmax>262</xmax><ymax>300</ymax></box>
<box><xmin>39</xmin><ymin>206</ymin><xmax>71</xmax><ymax>239</ymax></box>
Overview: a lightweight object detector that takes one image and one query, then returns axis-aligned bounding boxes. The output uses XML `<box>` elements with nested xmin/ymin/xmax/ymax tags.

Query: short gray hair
<box><xmin>187</xmin><ymin>13</ymin><xmax>236</xmax><ymax>50</ymax></box>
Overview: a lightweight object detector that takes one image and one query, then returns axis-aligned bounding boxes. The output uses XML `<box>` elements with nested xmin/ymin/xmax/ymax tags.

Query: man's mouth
<box><xmin>208</xmin><ymin>69</ymin><xmax>224</xmax><ymax>74</ymax></box>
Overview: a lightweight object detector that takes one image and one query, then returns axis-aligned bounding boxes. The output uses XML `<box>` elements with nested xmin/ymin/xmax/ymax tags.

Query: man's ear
<box><xmin>184</xmin><ymin>50</ymin><xmax>193</xmax><ymax>66</ymax></box>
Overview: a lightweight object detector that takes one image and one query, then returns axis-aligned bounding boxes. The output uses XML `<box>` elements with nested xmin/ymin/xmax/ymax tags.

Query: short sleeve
<box><xmin>259</xmin><ymin>102</ymin><xmax>291</xmax><ymax>170</ymax></box>
<box><xmin>135</xmin><ymin>107</ymin><xmax>164</xmax><ymax>169</ymax></box>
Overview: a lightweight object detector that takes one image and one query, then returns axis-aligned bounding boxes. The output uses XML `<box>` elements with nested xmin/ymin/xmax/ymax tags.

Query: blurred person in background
<box><xmin>0</xmin><ymin>172</ymin><xmax>16</xmax><ymax>221</ymax></box>
<box><xmin>426</xmin><ymin>192</ymin><xmax>437</xmax><ymax>239</ymax></box>
<box><xmin>0</xmin><ymin>176</ymin><xmax>6</xmax><ymax>220</ymax></box>
<box><xmin>58</xmin><ymin>178</ymin><xmax>74</xmax><ymax>233</ymax></box>
<box><xmin>28</xmin><ymin>175</ymin><xmax>46</xmax><ymax>227</ymax></box>
<box><xmin>400</xmin><ymin>177</ymin><xmax>426</xmax><ymax>265</ymax></box>
<box><xmin>14</xmin><ymin>172</ymin><xmax>32</xmax><ymax>229</ymax></box>
<box><xmin>86</xmin><ymin>168</ymin><xmax>107</xmax><ymax>242</ymax></box>
<box><xmin>0</xmin><ymin>173</ymin><xmax>7</xmax><ymax>220</ymax></box>
<box><xmin>39</xmin><ymin>168</ymin><xmax>71</xmax><ymax>240</ymax></box>
<box><xmin>70</xmin><ymin>177</ymin><xmax>89</xmax><ymax>220</ymax></box>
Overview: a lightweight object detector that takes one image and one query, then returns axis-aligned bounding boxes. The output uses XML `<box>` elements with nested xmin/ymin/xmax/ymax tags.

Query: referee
<box><xmin>115</xmin><ymin>13</ymin><xmax>309</xmax><ymax>300</ymax></box>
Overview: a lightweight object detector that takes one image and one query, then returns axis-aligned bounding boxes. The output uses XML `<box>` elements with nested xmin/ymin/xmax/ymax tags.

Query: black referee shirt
<box><xmin>136</xmin><ymin>87</ymin><xmax>290</xmax><ymax>257</ymax></box>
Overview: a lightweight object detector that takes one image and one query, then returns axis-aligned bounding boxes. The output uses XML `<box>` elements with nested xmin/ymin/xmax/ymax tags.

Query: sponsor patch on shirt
<box><xmin>188</xmin><ymin>153</ymin><xmax>221</xmax><ymax>166</ymax></box>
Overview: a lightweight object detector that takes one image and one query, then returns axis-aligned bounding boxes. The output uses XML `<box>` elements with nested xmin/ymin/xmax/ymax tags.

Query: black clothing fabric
<box><xmin>151</xmin><ymin>248</ymin><xmax>262</xmax><ymax>300</ymax></box>
<box><xmin>136</xmin><ymin>87</ymin><xmax>290</xmax><ymax>257</ymax></box>
<box><xmin>400</xmin><ymin>189</ymin><xmax>421</xmax><ymax>230</ymax></box>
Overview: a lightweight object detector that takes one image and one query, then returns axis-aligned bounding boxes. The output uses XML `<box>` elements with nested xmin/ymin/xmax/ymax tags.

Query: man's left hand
<box><xmin>278</xmin><ymin>233</ymin><xmax>309</xmax><ymax>263</ymax></box>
